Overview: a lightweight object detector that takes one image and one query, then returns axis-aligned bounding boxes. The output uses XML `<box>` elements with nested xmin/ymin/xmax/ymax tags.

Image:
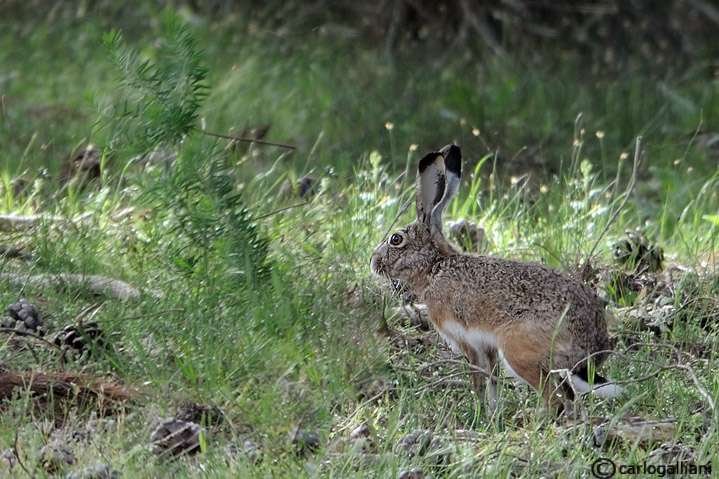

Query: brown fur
<box><xmin>370</xmin><ymin>145</ymin><xmax>618</xmax><ymax>414</ymax></box>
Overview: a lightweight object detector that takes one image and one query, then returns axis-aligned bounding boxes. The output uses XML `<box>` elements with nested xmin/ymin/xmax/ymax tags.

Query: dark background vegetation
<box><xmin>3</xmin><ymin>0</ymin><xmax>719</xmax><ymax>181</ymax></box>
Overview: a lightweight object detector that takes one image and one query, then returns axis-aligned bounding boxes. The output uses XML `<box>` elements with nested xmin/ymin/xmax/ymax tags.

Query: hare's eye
<box><xmin>389</xmin><ymin>233</ymin><xmax>404</xmax><ymax>247</ymax></box>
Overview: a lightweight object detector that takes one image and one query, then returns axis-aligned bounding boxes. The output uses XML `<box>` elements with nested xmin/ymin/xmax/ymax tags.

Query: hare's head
<box><xmin>370</xmin><ymin>145</ymin><xmax>462</xmax><ymax>292</ymax></box>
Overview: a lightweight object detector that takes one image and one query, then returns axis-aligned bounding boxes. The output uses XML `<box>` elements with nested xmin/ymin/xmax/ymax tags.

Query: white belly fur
<box><xmin>436</xmin><ymin>320</ymin><xmax>529</xmax><ymax>386</ymax></box>
<box><xmin>436</xmin><ymin>320</ymin><xmax>492</xmax><ymax>353</ymax></box>
<box><xmin>436</xmin><ymin>320</ymin><xmax>496</xmax><ymax>355</ymax></box>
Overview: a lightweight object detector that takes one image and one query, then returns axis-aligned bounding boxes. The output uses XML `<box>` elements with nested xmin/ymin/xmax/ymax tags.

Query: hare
<box><xmin>370</xmin><ymin>145</ymin><xmax>621</xmax><ymax>413</ymax></box>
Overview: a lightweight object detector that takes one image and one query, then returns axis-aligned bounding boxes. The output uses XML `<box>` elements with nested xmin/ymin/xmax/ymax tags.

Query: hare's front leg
<box><xmin>462</xmin><ymin>342</ymin><xmax>497</xmax><ymax>415</ymax></box>
<box><xmin>481</xmin><ymin>347</ymin><xmax>498</xmax><ymax>413</ymax></box>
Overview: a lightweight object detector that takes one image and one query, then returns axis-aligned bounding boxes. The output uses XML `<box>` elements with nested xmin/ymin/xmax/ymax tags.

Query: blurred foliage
<box><xmin>178</xmin><ymin>0</ymin><xmax>719</xmax><ymax>71</ymax></box>
<box><xmin>4</xmin><ymin>0</ymin><xmax>718</xmax><ymax>69</ymax></box>
<box><xmin>99</xmin><ymin>12</ymin><xmax>208</xmax><ymax>154</ymax></box>
<box><xmin>2</xmin><ymin>0</ymin><xmax>719</xmax><ymax>203</ymax></box>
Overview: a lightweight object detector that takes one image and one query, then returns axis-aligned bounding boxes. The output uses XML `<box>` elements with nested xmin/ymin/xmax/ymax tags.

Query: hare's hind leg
<box><xmin>500</xmin><ymin>343</ymin><xmax>564</xmax><ymax>415</ymax></box>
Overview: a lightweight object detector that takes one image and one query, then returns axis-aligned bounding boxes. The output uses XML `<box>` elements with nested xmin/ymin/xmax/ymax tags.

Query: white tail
<box><xmin>571</xmin><ymin>373</ymin><xmax>624</xmax><ymax>398</ymax></box>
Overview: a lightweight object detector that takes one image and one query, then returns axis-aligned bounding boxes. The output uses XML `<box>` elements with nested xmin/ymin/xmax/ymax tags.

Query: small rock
<box><xmin>138</xmin><ymin>148</ymin><xmax>176</xmax><ymax>168</ymax></box>
<box><xmin>349</xmin><ymin>423</ymin><xmax>371</xmax><ymax>441</ymax></box>
<box><xmin>1</xmin><ymin>449</ymin><xmax>17</xmax><ymax>471</ymax></box>
<box><xmin>647</xmin><ymin>442</ymin><xmax>695</xmax><ymax>465</ymax></box>
<box><xmin>291</xmin><ymin>428</ymin><xmax>321</xmax><ymax>456</ymax></box>
<box><xmin>68</xmin><ymin>145</ymin><xmax>105</xmax><ymax>179</ymax></box>
<box><xmin>241</xmin><ymin>440</ymin><xmax>262</xmax><ymax>464</ymax></box>
<box><xmin>344</xmin><ymin>283</ymin><xmax>363</xmax><ymax>307</ymax></box>
<box><xmin>398</xmin><ymin>467</ymin><xmax>424</xmax><ymax>479</ymax></box>
<box><xmin>150</xmin><ymin>418</ymin><xmax>204</xmax><ymax>457</ymax></box>
<box><xmin>593</xmin><ymin>418</ymin><xmax>677</xmax><ymax>449</ymax></box>
<box><xmin>395</xmin><ymin>430</ymin><xmax>449</xmax><ymax>464</ymax></box>
<box><xmin>348</xmin><ymin>422</ymin><xmax>376</xmax><ymax>452</ymax></box>
<box><xmin>395</xmin><ymin>430</ymin><xmax>433</xmax><ymax>458</ymax></box>
<box><xmin>622</xmin><ymin>303</ymin><xmax>675</xmax><ymax>334</ymax></box>
<box><xmin>238</xmin><ymin>123</ymin><xmax>271</xmax><ymax>142</ymax></box>
<box><xmin>227</xmin><ymin>440</ymin><xmax>263</xmax><ymax>464</ymax></box>
<box><xmin>65</xmin><ymin>463</ymin><xmax>119</xmax><ymax>479</ymax></box>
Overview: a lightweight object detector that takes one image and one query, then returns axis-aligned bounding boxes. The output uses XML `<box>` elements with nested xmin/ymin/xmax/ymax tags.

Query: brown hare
<box><xmin>370</xmin><ymin>145</ymin><xmax>621</xmax><ymax>414</ymax></box>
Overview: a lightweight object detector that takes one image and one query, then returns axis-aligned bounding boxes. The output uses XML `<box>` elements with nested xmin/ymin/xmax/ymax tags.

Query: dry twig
<box><xmin>254</xmin><ymin>201</ymin><xmax>309</xmax><ymax>221</ymax></box>
<box><xmin>0</xmin><ymin>327</ymin><xmax>62</xmax><ymax>351</ymax></box>
<box><xmin>201</xmin><ymin>130</ymin><xmax>296</xmax><ymax>150</ymax></box>
<box><xmin>12</xmin><ymin>429</ymin><xmax>33</xmax><ymax>479</ymax></box>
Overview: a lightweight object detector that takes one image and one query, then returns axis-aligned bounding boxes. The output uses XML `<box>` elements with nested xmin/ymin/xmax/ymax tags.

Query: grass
<box><xmin>1</xmin><ymin>3</ymin><xmax>718</xmax><ymax>478</ymax></box>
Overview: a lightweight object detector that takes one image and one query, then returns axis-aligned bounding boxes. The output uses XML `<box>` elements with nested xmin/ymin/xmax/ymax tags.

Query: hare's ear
<box><xmin>429</xmin><ymin>145</ymin><xmax>462</xmax><ymax>230</ymax></box>
<box><xmin>416</xmin><ymin>151</ymin><xmax>446</xmax><ymax>226</ymax></box>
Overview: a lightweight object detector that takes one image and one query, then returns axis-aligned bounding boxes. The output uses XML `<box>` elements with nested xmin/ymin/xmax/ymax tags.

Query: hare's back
<box><xmin>441</xmin><ymin>254</ymin><xmax>589</xmax><ymax>296</ymax></box>
<box><xmin>431</xmin><ymin>254</ymin><xmax>607</xmax><ymax>329</ymax></box>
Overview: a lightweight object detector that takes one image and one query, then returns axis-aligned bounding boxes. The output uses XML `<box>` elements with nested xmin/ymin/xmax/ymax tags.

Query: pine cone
<box><xmin>53</xmin><ymin>321</ymin><xmax>107</xmax><ymax>357</ymax></box>
<box><xmin>2</xmin><ymin>299</ymin><xmax>45</xmax><ymax>336</ymax></box>
<box><xmin>65</xmin><ymin>463</ymin><xmax>119</xmax><ymax>479</ymax></box>
<box><xmin>150</xmin><ymin>418</ymin><xmax>204</xmax><ymax>457</ymax></box>
<box><xmin>38</xmin><ymin>442</ymin><xmax>76</xmax><ymax>474</ymax></box>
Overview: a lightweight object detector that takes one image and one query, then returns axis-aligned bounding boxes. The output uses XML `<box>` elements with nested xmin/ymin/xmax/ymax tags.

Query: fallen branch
<box><xmin>0</xmin><ymin>212</ymin><xmax>95</xmax><ymax>232</ymax></box>
<box><xmin>592</xmin><ymin>417</ymin><xmax>678</xmax><ymax>448</ymax></box>
<box><xmin>0</xmin><ymin>371</ymin><xmax>135</xmax><ymax>407</ymax></box>
<box><xmin>1</xmin><ymin>274</ymin><xmax>141</xmax><ymax>301</ymax></box>
<box><xmin>0</xmin><ymin>214</ymin><xmax>62</xmax><ymax>231</ymax></box>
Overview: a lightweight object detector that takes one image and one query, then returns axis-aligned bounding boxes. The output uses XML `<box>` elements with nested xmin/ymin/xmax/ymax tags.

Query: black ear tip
<box><xmin>441</xmin><ymin>144</ymin><xmax>461</xmax><ymax>175</ymax></box>
<box><xmin>440</xmin><ymin>144</ymin><xmax>460</xmax><ymax>156</ymax></box>
<box><xmin>418</xmin><ymin>151</ymin><xmax>442</xmax><ymax>174</ymax></box>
